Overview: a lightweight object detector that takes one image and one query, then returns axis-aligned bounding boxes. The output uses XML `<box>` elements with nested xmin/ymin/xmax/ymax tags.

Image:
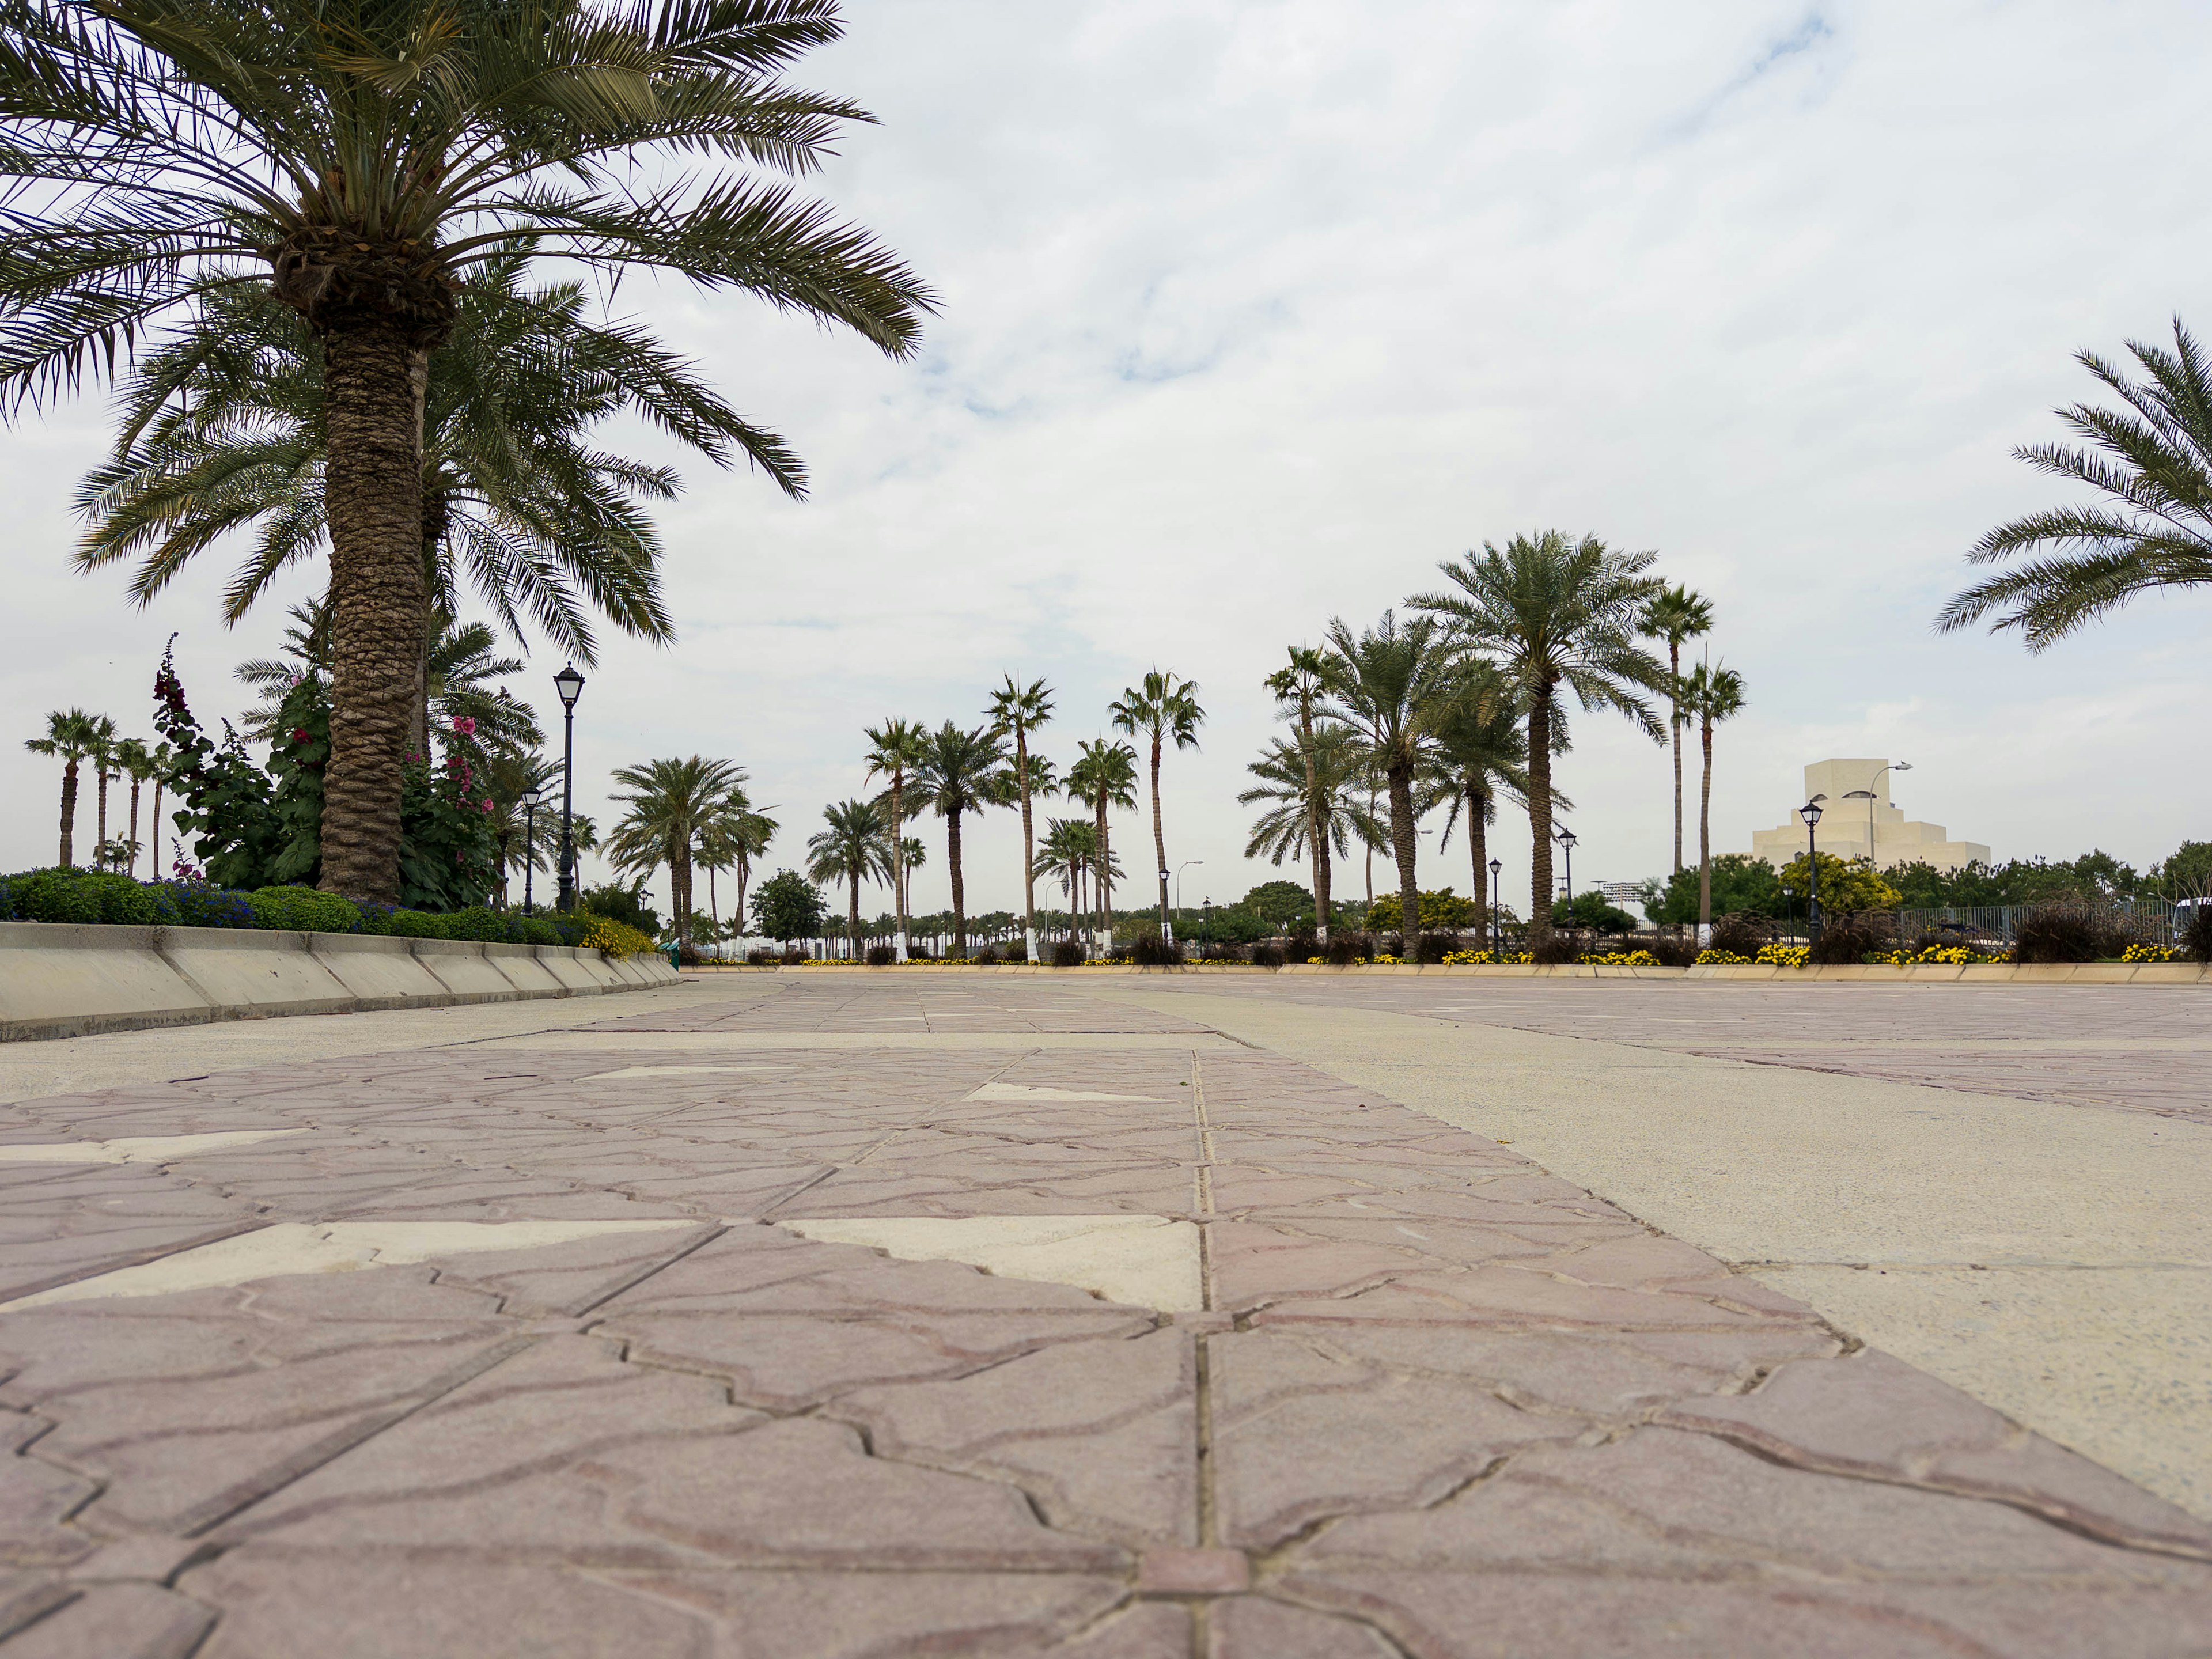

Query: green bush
<box><xmin>247</xmin><ymin>885</ymin><xmax>362</xmax><ymax>934</ymax></box>
<box><xmin>385</xmin><ymin>908</ymin><xmax>446</xmax><ymax>938</ymax></box>
<box><xmin>439</xmin><ymin>905</ymin><xmax>513</xmax><ymax>942</ymax></box>
<box><xmin>517</xmin><ymin>915</ymin><xmax>562</xmax><ymax>946</ymax></box>
<box><xmin>7</xmin><ymin>869</ymin><xmax>102</xmax><ymax>924</ymax></box>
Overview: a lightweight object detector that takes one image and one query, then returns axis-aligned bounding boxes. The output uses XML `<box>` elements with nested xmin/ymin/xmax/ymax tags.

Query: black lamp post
<box><xmin>1489</xmin><ymin>857</ymin><xmax>1503</xmax><ymax>956</ymax></box>
<box><xmin>1202</xmin><ymin>897</ymin><xmax>1213</xmax><ymax>953</ymax></box>
<box><xmin>552</xmin><ymin>663</ymin><xmax>585</xmax><ymax>912</ymax></box>
<box><xmin>1780</xmin><ymin>883</ymin><xmax>1794</xmax><ymax>942</ymax></box>
<box><xmin>1799</xmin><ymin>799</ymin><xmax>1824</xmax><ymax>942</ymax></box>
<box><xmin>520</xmin><ymin>783</ymin><xmax>544</xmax><ymax>914</ymax></box>
<box><xmin>1554</xmin><ymin>826</ymin><xmax>1577</xmax><ymax>926</ymax></box>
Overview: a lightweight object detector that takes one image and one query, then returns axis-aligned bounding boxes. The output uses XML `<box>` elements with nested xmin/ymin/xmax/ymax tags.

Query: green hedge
<box><xmin>0</xmin><ymin>869</ymin><xmax>585</xmax><ymax>948</ymax></box>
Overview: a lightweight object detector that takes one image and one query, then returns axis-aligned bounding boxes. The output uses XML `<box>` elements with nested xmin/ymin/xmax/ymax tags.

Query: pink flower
<box><xmin>452</xmin><ymin>717</ymin><xmax>477</xmax><ymax>736</ymax></box>
<box><xmin>290</xmin><ymin>728</ymin><xmax>312</xmax><ymax>744</ymax></box>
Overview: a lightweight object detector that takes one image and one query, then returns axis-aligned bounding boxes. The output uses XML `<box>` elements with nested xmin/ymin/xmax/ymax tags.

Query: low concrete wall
<box><xmin>731</xmin><ymin>960</ymin><xmax>2212</xmax><ymax>984</ymax></box>
<box><xmin>0</xmin><ymin>922</ymin><xmax>677</xmax><ymax>1042</ymax></box>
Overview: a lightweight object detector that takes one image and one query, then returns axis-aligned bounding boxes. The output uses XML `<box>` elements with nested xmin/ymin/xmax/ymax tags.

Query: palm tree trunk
<box><xmin>736</xmin><ymin>856</ymin><xmax>751</xmax><ymax>941</ymax></box>
<box><xmin>150</xmin><ymin>778</ymin><xmax>162</xmax><ymax>878</ymax></box>
<box><xmin>1300</xmin><ymin>706</ymin><xmax>1328</xmax><ymax>946</ymax></box>
<box><xmin>709</xmin><ymin>865</ymin><xmax>720</xmax><ymax>952</ymax></box>
<box><xmin>891</xmin><ymin>776</ymin><xmax>909</xmax><ymax>962</ymax></box>
<box><xmin>1149</xmin><ymin>737</ymin><xmax>1168</xmax><ymax>940</ymax></box>
<box><xmin>1669</xmin><ymin>640</ymin><xmax>1684</xmax><ymax>876</ymax></box>
<box><xmin>1528</xmin><ymin>687</ymin><xmax>1556</xmax><ymax>942</ymax></box>
<box><xmin>1699</xmin><ymin>715</ymin><xmax>1715</xmax><ymax>929</ymax></box>
<box><xmin>1388</xmin><ymin>760</ymin><xmax>1420</xmax><ymax>957</ymax></box>
<box><xmin>1094</xmin><ymin>801</ymin><xmax>1111</xmax><ymax>959</ymax></box>
<box><xmin>1017</xmin><ymin>730</ymin><xmax>1036</xmax><ymax>963</ymax></box>
<box><xmin>1315</xmin><ymin>828</ymin><xmax>1332</xmax><ymax>951</ymax></box>
<box><xmin>1468</xmin><ymin>781</ymin><xmax>1488</xmax><ymax>935</ymax></box>
<box><xmin>96</xmin><ymin>766</ymin><xmax>109</xmax><ymax>863</ymax></box>
<box><xmin>849</xmin><ymin>870</ymin><xmax>861</xmax><ymax>961</ymax></box>
<box><xmin>127</xmin><ymin>780</ymin><xmax>142</xmax><ymax>878</ymax></box>
<box><xmin>948</xmin><ymin>808</ymin><xmax>968</xmax><ymax>954</ymax></box>
<box><xmin>675</xmin><ymin>848</ymin><xmax>694</xmax><ymax>946</ymax></box>
<box><xmin>319</xmin><ymin>323</ymin><xmax>434</xmax><ymax>903</ymax></box>
<box><xmin>58</xmin><ymin>759</ymin><xmax>78</xmax><ymax>867</ymax></box>
<box><xmin>1364</xmin><ymin>786</ymin><xmax>1376</xmax><ymax>906</ymax></box>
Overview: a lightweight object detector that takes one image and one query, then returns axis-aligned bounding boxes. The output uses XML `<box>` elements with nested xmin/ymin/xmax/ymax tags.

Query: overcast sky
<box><xmin>5</xmin><ymin>1</ymin><xmax>2209</xmax><ymax>927</ymax></box>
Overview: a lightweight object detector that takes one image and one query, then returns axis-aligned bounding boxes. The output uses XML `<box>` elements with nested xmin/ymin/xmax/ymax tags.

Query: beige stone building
<box><xmin>1748</xmin><ymin>759</ymin><xmax>1990</xmax><ymax>874</ymax></box>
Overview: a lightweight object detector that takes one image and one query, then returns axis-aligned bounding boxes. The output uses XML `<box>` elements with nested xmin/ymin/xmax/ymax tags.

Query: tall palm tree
<box><xmin>1323</xmin><ymin>613</ymin><xmax>1457</xmax><ymax>949</ymax></box>
<box><xmin>1412</xmin><ymin>532</ymin><xmax>1667</xmax><ymax>941</ymax></box>
<box><xmin>112</xmin><ymin>736</ymin><xmax>161</xmax><ymax>878</ymax></box>
<box><xmin>1240</xmin><ymin>724</ymin><xmax>1378</xmax><ymax>938</ymax></box>
<box><xmin>1939</xmin><ymin>317</ymin><xmax>2212</xmax><ymax>649</ymax></box>
<box><xmin>0</xmin><ymin>0</ymin><xmax>933</xmax><ymax>903</ymax></box>
<box><xmin>718</xmin><ymin>802</ymin><xmax>779</xmax><ymax>942</ymax></box>
<box><xmin>1032</xmin><ymin>818</ymin><xmax>1096</xmax><ymax>949</ymax></box>
<box><xmin>1265</xmin><ymin>645</ymin><xmax>1337</xmax><ymax>944</ymax></box>
<box><xmin>862</xmin><ymin>717</ymin><xmax>930</xmax><ymax>961</ymax></box>
<box><xmin>807</xmin><ymin>798</ymin><xmax>892</xmax><ymax>961</ymax></box>
<box><xmin>1067</xmin><ymin>738</ymin><xmax>1139</xmax><ymax>954</ymax></box>
<box><xmin>24</xmin><ymin>709</ymin><xmax>104</xmax><ymax>866</ymax></box>
<box><xmin>1430</xmin><ymin>669</ymin><xmax>1536</xmax><ymax>936</ymax></box>
<box><xmin>1108</xmin><ymin>671</ymin><xmax>1205</xmax><ymax>940</ymax></box>
<box><xmin>604</xmin><ymin>756</ymin><xmax>747</xmax><ymax>948</ymax></box>
<box><xmin>81</xmin><ymin>713</ymin><xmax>119</xmax><ymax>865</ymax></box>
<box><xmin>1639</xmin><ymin>585</ymin><xmax>1714</xmax><ymax>875</ymax></box>
<box><xmin>986</xmin><ymin>676</ymin><xmax>1054</xmax><ymax>963</ymax></box>
<box><xmin>1679</xmin><ymin>661</ymin><xmax>1748</xmax><ymax>929</ymax></box>
<box><xmin>910</xmin><ymin>722</ymin><xmax>1009</xmax><ymax>955</ymax></box>
<box><xmin>478</xmin><ymin>747</ymin><xmax>560</xmax><ymax>909</ymax></box>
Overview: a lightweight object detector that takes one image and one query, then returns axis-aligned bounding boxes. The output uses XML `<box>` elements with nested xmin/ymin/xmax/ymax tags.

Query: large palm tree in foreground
<box><xmin>987</xmin><ymin>676</ymin><xmax>1055</xmax><ymax>963</ymax></box>
<box><xmin>1324</xmin><ymin>612</ymin><xmax>1457</xmax><ymax>948</ymax></box>
<box><xmin>1109</xmin><ymin>671</ymin><xmax>1205</xmax><ymax>940</ymax></box>
<box><xmin>606</xmin><ymin>756</ymin><xmax>748</xmax><ymax>948</ymax></box>
<box><xmin>1679</xmin><ymin>661</ymin><xmax>1747</xmax><ymax>929</ymax></box>
<box><xmin>1939</xmin><ymin>317</ymin><xmax>2212</xmax><ymax>649</ymax></box>
<box><xmin>0</xmin><ymin>0</ymin><xmax>933</xmax><ymax>902</ymax></box>
<box><xmin>23</xmin><ymin>708</ymin><xmax>105</xmax><ymax>866</ymax></box>
<box><xmin>863</xmin><ymin>717</ymin><xmax>929</xmax><ymax>961</ymax></box>
<box><xmin>807</xmin><ymin>798</ymin><xmax>891</xmax><ymax>959</ymax></box>
<box><xmin>1639</xmin><ymin>585</ymin><xmax>1713</xmax><ymax>874</ymax></box>
<box><xmin>911</xmin><ymin>722</ymin><xmax>1009</xmax><ymax>955</ymax></box>
<box><xmin>1414</xmin><ymin>532</ymin><xmax>1666</xmax><ymax>941</ymax></box>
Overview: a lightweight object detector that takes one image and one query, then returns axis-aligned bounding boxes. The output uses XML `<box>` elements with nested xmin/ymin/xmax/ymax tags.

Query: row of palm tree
<box><xmin>1243</xmin><ymin>532</ymin><xmax>1750</xmax><ymax>946</ymax></box>
<box><xmin>2</xmin><ymin>0</ymin><xmax>932</xmax><ymax>903</ymax></box>
<box><xmin>602</xmin><ymin>759</ymin><xmax>777</xmax><ymax>949</ymax></box>
<box><xmin>22</xmin><ymin>709</ymin><xmax>168</xmax><ymax>874</ymax></box>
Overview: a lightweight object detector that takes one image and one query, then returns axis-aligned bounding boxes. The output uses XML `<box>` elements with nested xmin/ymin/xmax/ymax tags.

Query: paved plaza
<box><xmin>0</xmin><ymin>973</ymin><xmax>2207</xmax><ymax>1656</ymax></box>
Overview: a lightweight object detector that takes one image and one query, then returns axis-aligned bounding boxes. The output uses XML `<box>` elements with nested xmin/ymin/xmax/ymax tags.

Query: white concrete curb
<box><xmin>699</xmin><ymin>960</ymin><xmax>2212</xmax><ymax>984</ymax></box>
<box><xmin>0</xmin><ymin>921</ymin><xmax>679</xmax><ymax>1042</ymax></box>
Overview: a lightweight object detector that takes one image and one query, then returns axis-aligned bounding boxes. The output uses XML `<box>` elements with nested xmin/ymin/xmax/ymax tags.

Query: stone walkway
<box><xmin>1</xmin><ymin>978</ymin><xmax>2208</xmax><ymax>1656</ymax></box>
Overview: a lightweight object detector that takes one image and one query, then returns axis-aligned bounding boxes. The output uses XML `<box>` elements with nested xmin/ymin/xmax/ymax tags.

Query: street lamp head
<box><xmin>1799</xmin><ymin>800</ymin><xmax>1824</xmax><ymax>828</ymax></box>
<box><xmin>1555</xmin><ymin>827</ymin><xmax>1577</xmax><ymax>849</ymax></box>
<box><xmin>552</xmin><ymin>663</ymin><xmax>585</xmax><ymax>710</ymax></box>
<box><xmin>521</xmin><ymin>785</ymin><xmax>544</xmax><ymax>809</ymax></box>
<box><xmin>1781</xmin><ymin>885</ymin><xmax>1794</xmax><ymax>898</ymax></box>
<box><xmin>1843</xmin><ymin>789</ymin><xmax>1875</xmax><ymax>800</ymax></box>
<box><xmin>1893</xmin><ymin>760</ymin><xmax>1912</xmax><ymax>772</ymax></box>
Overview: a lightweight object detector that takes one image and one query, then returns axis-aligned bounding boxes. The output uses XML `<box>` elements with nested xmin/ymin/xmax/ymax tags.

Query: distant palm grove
<box><xmin>3</xmin><ymin>6</ymin><xmax>2206</xmax><ymax>963</ymax></box>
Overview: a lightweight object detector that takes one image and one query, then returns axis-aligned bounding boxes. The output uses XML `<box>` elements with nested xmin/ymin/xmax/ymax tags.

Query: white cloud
<box><xmin>5</xmin><ymin>0</ymin><xmax>2210</xmax><ymax>923</ymax></box>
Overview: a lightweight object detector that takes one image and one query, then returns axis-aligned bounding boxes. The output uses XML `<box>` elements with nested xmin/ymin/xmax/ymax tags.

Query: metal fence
<box><xmin>1895</xmin><ymin>897</ymin><xmax>2179</xmax><ymax>945</ymax></box>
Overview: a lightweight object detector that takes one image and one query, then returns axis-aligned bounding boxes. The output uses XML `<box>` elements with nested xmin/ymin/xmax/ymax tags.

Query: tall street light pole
<box><xmin>1841</xmin><ymin>759</ymin><xmax>1911</xmax><ymax>872</ymax></box>
<box><xmin>1554</xmin><ymin>826</ymin><xmax>1577</xmax><ymax>926</ymax></box>
<box><xmin>1799</xmin><ymin>798</ymin><xmax>1824</xmax><ymax>942</ymax></box>
<box><xmin>1489</xmin><ymin>858</ymin><xmax>1503</xmax><ymax>956</ymax></box>
<box><xmin>1174</xmin><ymin>861</ymin><xmax>1203</xmax><ymax>942</ymax></box>
<box><xmin>552</xmin><ymin>664</ymin><xmax>585</xmax><ymax>912</ymax></box>
<box><xmin>520</xmin><ymin>783</ymin><xmax>543</xmax><ymax>914</ymax></box>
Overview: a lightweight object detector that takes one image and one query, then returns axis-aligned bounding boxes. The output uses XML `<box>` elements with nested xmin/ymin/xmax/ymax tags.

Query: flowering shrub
<box><xmin>1441</xmin><ymin>949</ymin><xmax>1533</xmax><ymax>965</ymax></box>
<box><xmin>1758</xmin><ymin>944</ymin><xmax>1809</xmax><ymax>967</ymax></box>
<box><xmin>1581</xmin><ymin>949</ymin><xmax>1661</xmax><ymax>967</ymax></box>
<box><xmin>1866</xmin><ymin>944</ymin><xmax>2005</xmax><ymax>966</ymax></box>
<box><xmin>1696</xmin><ymin>949</ymin><xmax>1755</xmax><ymax>965</ymax></box>
<box><xmin>2121</xmin><ymin>943</ymin><xmax>2179</xmax><ymax>963</ymax></box>
<box><xmin>580</xmin><ymin>916</ymin><xmax>656</xmax><ymax>958</ymax></box>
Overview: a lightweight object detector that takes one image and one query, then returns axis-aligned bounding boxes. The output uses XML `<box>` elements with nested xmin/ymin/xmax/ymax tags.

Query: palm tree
<box><xmin>237</xmin><ymin>600</ymin><xmax>543</xmax><ymax>756</ymax></box>
<box><xmin>1430</xmin><ymin>669</ymin><xmax>1536</xmax><ymax>937</ymax></box>
<box><xmin>1639</xmin><ymin>585</ymin><xmax>1714</xmax><ymax>875</ymax></box>
<box><xmin>1108</xmin><ymin>671</ymin><xmax>1205</xmax><ymax>940</ymax></box>
<box><xmin>478</xmin><ymin>747</ymin><xmax>560</xmax><ymax>909</ymax></box>
<box><xmin>81</xmin><ymin>714</ymin><xmax>119</xmax><ymax>865</ymax></box>
<box><xmin>1323</xmin><ymin>613</ymin><xmax>1458</xmax><ymax>949</ymax></box>
<box><xmin>74</xmin><ymin>255</ymin><xmax>775</xmax><ymax>750</ymax></box>
<box><xmin>1939</xmin><ymin>317</ymin><xmax>2212</xmax><ymax>649</ymax></box>
<box><xmin>1412</xmin><ymin>532</ymin><xmax>1667</xmax><ymax>941</ymax></box>
<box><xmin>0</xmin><ymin>0</ymin><xmax>933</xmax><ymax>903</ymax></box>
<box><xmin>1067</xmin><ymin>738</ymin><xmax>1139</xmax><ymax>954</ymax></box>
<box><xmin>1679</xmin><ymin>661</ymin><xmax>1748</xmax><ymax>929</ymax></box>
<box><xmin>1032</xmin><ymin>818</ymin><xmax>1093</xmax><ymax>948</ymax></box>
<box><xmin>605</xmin><ymin>757</ymin><xmax>747</xmax><ymax>948</ymax></box>
<box><xmin>862</xmin><ymin>718</ymin><xmax>930</xmax><ymax>961</ymax></box>
<box><xmin>715</xmin><ymin>801</ymin><xmax>779</xmax><ymax>942</ymax></box>
<box><xmin>1265</xmin><ymin>645</ymin><xmax>1338</xmax><ymax>944</ymax></box>
<box><xmin>807</xmin><ymin>798</ymin><xmax>892</xmax><ymax>961</ymax></box>
<box><xmin>24</xmin><ymin>709</ymin><xmax>105</xmax><ymax>866</ymax></box>
<box><xmin>910</xmin><ymin>722</ymin><xmax>1009</xmax><ymax>955</ymax></box>
<box><xmin>986</xmin><ymin>676</ymin><xmax>1054</xmax><ymax>963</ymax></box>
<box><xmin>1240</xmin><ymin>724</ymin><xmax>1378</xmax><ymax>940</ymax></box>
<box><xmin>112</xmin><ymin>736</ymin><xmax>162</xmax><ymax>878</ymax></box>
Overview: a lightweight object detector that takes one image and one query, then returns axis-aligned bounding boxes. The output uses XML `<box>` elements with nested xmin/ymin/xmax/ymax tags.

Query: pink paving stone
<box><xmin>1203</xmin><ymin>1221</ymin><xmax>1423</xmax><ymax>1310</ymax></box>
<box><xmin>1</xmin><ymin>1584</ymin><xmax>215</xmax><ymax>1659</ymax></box>
<box><xmin>1134</xmin><ymin>1547</ymin><xmax>1249</xmax><ymax>1593</ymax></box>
<box><xmin>1658</xmin><ymin>1347</ymin><xmax>2212</xmax><ymax>1559</ymax></box>
<box><xmin>1207</xmin><ymin>1594</ymin><xmax>1400</xmax><ymax>1657</ymax></box>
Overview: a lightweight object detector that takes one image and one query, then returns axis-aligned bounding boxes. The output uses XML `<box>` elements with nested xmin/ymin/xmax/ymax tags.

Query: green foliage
<box><xmin>1653</xmin><ymin>854</ymin><xmax>1783</xmax><ymax>925</ymax></box>
<box><xmin>1241</xmin><ymin>880</ymin><xmax>1314</xmax><ymax>928</ymax></box>
<box><xmin>246</xmin><ymin>885</ymin><xmax>360</xmax><ymax>934</ymax></box>
<box><xmin>1549</xmin><ymin>892</ymin><xmax>1639</xmax><ymax>934</ymax></box>
<box><xmin>1776</xmin><ymin>852</ymin><xmax>1901</xmax><ymax>914</ymax></box>
<box><xmin>580</xmin><ymin>882</ymin><xmax>661</xmax><ymax>938</ymax></box>
<box><xmin>154</xmin><ymin>645</ymin><xmax>283</xmax><ymax>888</ymax></box>
<box><xmin>7</xmin><ymin>868</ymin><xmax>101</xmax><ymax>923</ymax></box>
<box><xmin>2156</xmin><ymin>840</ymin><xmax>2212</xmax><ymax>896</ymax></box>
<box><xmin>1192</xmin><ymin>907</ymin><xmax>1268</xmax><ymax>945</ymax></box>
<box><xmin>1888</xmin><ymin>853</ymin><xmax>2145</xmax><ymax>908</ymax></box>
<box><xmin>1368</xmin><ymin>889</ymin><xmax>1482</xmax><ymax>930</ymax></box>
<box><xmin>750</xmin><ymin>870</ymin><xmax>830</xmax><ymax>941</ymax></box>
<box><xmin>395</xmin><ymin>744</ymin><xmax>502</xmax><ymax>912</ymax></box>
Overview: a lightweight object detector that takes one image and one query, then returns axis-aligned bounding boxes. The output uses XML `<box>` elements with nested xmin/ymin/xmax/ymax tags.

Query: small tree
<box><xmin>751</xmin><ymin>869</ymin><xmax>829</xmax><ymax>944</ymax></box>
